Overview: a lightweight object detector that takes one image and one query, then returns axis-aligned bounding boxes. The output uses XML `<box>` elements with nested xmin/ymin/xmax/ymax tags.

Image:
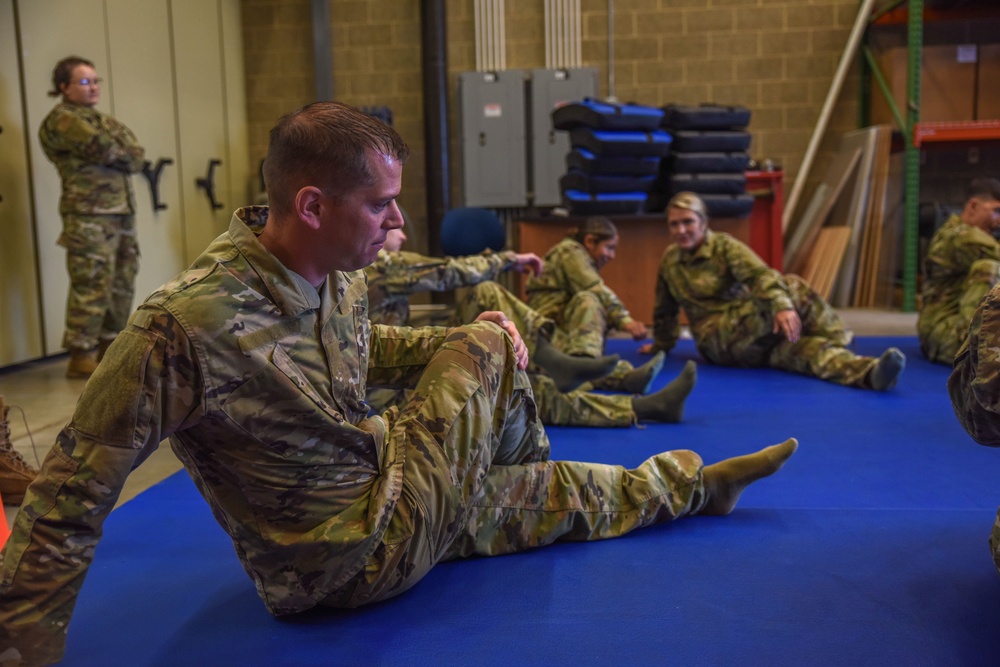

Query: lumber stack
<box><xmin>784</xmin><ymin>125</ymin><xmax>901</xmax><ymax>306</ymax></box>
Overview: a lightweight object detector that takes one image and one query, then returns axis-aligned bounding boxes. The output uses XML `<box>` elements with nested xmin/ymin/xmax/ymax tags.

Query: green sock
<box><xmin>534</xmin><ymin>335</ymin><xmax>620</xmax><ymax>393</ymax></box>
<box><xmin>631</xmin><ymin>360</ymin><xmax>697</xmax><ymax>423</ymax></box>
<box><xmin>700</xmin><ymin>438</ymin><xmax>799</xmax><ymax>516</ymax></box>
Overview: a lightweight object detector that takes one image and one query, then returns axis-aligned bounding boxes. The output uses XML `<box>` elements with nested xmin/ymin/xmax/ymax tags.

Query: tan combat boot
<box><xmin>0</xmin><ymin>396</ymin><xmax>39</xmax><ymax>506</ymax></box>
<box><xmin>66</xmin><ymin>347</ymin><xmax>99</xmax><ymax>379</ymax></box>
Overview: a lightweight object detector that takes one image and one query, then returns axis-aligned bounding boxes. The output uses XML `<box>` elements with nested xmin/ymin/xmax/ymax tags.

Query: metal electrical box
<box><xmin>459</xmin><ymin>70</ymin><xmax>527</xmax><ymax>207</ymax></box>
<box><xmin>529</xmin><ymin>67</ymin><xmax>598</xmax><ymax>207</ymax></box>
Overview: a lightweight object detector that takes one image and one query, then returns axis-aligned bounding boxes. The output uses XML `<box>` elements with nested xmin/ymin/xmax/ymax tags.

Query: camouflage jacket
<box><xmin>38</xmin><ymin>101</ymin><xmax>145</xmax><ymax>215</ymax></box>
<box><xmin>365</xmin><ymin>248</ymin><xmax>517</xmax><ymax>326</ymax></box>
<box><xmin>651</xmin><ymin>230</ymin><xmax>794</xmax><ymax>353</ymax></box>
<box><xmin>919</xmin><ymin>214</ymin><xmax>1000</xmax><ymax>329</ymax></box>
<box><xmin>0</xmin><ymin>207</ymin><xmax>450</xmax><ymax>665</ymax></box>
<box><xmin>949</xmin><ymin>282</ymin><xmax>1000</xmax><ymax>446</ymax></box>
<box><xmin>525</xmin><ymin>237</ymin><xmax>633</xmax><ymax>329</ymax></box>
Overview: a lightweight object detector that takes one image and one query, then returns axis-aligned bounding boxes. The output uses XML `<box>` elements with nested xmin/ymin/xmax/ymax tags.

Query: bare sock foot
<box><xmin>621</xmin><ymin>351</ymin><xmax>667</xmax><ymax>394</ymax></box>
<box><xmin>700</xmin><ymin>438</ymin><xmax>798</xmax><ymax>516</ymax></box>
<box><xmin>631</xmin><ymin>360</ymin><xmax>697</xmax><ymax>423</ymax></box>
<box><xmin>534</xmin><ymin>336</ymin><xmax>620</xmax><ymax>393</ymax></box>
<box><xmin>869</xmin><ymin>347</ymin><xmax>905</xmax><ymax>391</ymax></box>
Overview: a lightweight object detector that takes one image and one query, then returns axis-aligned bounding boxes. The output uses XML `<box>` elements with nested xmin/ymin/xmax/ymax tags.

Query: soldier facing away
<box><xmin>38</xmin><ymin>55</ymin><xmax>146</xmax><ymax>379</ymax></box>
<box><xmin>0</xmin><ymin>102</ymin><xmax>797</xmax><ymax>666</ymax></box>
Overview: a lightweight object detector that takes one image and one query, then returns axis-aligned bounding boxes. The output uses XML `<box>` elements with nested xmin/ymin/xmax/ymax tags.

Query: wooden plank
<box><xmin>832</xmin><ymin>126</ymin><xmax>880</xmax><ymax>306</ymax></box>
<box><xmin>786</xmin><ymin>147</ymin><xmax>863</xmax><ymax>275</ymax></box>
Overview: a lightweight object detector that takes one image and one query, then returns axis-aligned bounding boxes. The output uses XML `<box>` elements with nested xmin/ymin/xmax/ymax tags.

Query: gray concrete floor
<box><xmin>0</xmin><ymin>307</ymin><xmax>918</xmax><ymax>529</ymax></box>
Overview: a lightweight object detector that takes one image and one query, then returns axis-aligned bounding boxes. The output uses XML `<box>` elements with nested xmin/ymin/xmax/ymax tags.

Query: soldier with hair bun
<box><xmin>39</xmin><ymin>55</ymin><xmax>146</xmax><ymax>379</ymax></box>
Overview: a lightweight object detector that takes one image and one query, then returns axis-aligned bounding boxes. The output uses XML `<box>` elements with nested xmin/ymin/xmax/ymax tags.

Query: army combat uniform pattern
<box><xmin>947</xmin><ymin>282</ymin><xmax>1000</xmax><ymax>576</ymax></box>
<box><xmin>0</xmin><ymin>207</ymin><xmax>709</xmax><ymax>664</ymax></box>
<box><xmin>524</xmin><ymin>237</ymin><xmax>643</xmax><ymax>390</ymax></box>
<box><xmin>918</xmin><ymin>214</ymin><xmax>1000</xmax><ymax>365</ymax></box>
<box><xmin>650</xmin><ymin>230</ymin><xmax>878</xmax><ymax>388</ymax></box>
<box><xmin>39</xmin><ymin>101</ymin><xmax>145</xmax><ymax>351</ymax></box>
<box><xmin>365</xmin><ymin>247</ymin><xmax>522</xmax><ymax>326</ymax></box>
<box><xmin>456</xmin><ymin>281</ymin><xmax>637</xmax><ymax>426</ymax></box>
<box><xmin>365</xmin><ymin>250</ymin><xmax>637</xmax><ymax>426</ymax></box>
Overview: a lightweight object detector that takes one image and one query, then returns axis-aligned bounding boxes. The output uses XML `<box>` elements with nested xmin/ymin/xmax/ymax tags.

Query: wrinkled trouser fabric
<box><xmin>694</xmin><ymin>274</ymin><xmax>877</xmax><ymax>388</ymax></box>
<box><xmin>59</xmin><ymin>213</ymin><xmax>138</xmax><ymax>351</ymax></box>
<box><xmin>331</xmin><ymin>322</ymin><xmax>705</xmax><ymax>607</ymax></box>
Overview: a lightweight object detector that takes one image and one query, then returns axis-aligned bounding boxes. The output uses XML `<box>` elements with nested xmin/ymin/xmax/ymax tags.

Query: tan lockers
<box><xmin>1</xmin><ymin>0</ymin><xmax>249</xmax><ymax>364</ymax></box>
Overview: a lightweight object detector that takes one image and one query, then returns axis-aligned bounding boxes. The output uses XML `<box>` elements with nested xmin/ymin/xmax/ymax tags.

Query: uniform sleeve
<box><xmin>40</xmin><ymin>107</ymin><xmax>139</xmax><ymax>172</ymax></box>
<box><xmin>651</xmin><ymin>251</ymin><xmax>682</xmax><ymax>354</ymax></box>
<box><xmin>722</xmin><ymin>235</ymin><xmax>794</xmax><ymax>314</ymax></box>
<box><xmin>0</xmin><ymin>307</ymin><xmax>202</xmax><ymax>666</ymax></box>
<box><xmin>105</xmin><ymin>116</ymin><xmax>146</xmax><ymax>173</ymax></box>
<box><xmin>377</xmin><ymin>251</ymin><xmax>512</xmax><ymax>297</ymax></box>
<box><xmin>949</xmin><ymin>285</ymin><xmax>1000</xmax><ymax>448</ymax></box>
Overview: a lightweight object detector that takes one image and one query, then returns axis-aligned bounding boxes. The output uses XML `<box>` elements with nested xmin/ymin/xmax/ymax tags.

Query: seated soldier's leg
<box><xmin>769</xmin><ymin>337</ymin><xmax>904</xmax><ymax>390</ymax></box>
<box><xmin>554</xmin><ymin>290</ymin><xmax>607</xmax><ymax>358</ymax></box>
<box><xmin>334</xmin><ymin>321</ymin><xmax>548</xmax><ymax>606</ymax></box>
<box><xmin>991</xmin><ymin>509</ymin><xmax>1000</xmax><ymax>578</ymax></box>
<box><xmin>785</xmin><ymin>274</ymin><xmax>852</xmax><ymax>347</ymax></box>
<box><xmin>446</xmin><ymin>438</ymin><xmax>798</xmax><ymax>558</ymax></box>
<box><xmin>453</xmin><ymin>281</ymin><xmax>555</xmax><ymax>355</ymax></box>
<box><xmin>529</xmin><ymin>373</ymin><xmax>634</xmax><ymax>427</ymax></box>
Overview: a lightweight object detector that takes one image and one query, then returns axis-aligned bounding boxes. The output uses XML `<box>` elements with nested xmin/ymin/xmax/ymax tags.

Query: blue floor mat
<box><xmin>60</xmin><ymin>337</ymin><xmax>1000</xmax><ymax>666</ymax></box>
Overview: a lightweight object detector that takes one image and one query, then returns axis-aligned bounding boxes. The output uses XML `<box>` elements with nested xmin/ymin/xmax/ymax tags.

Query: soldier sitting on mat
<box><xmin>0</xmin><ymin>101</ymin><xmax>798</xmax><ymax>667</ymax></box>
<box><xmin>918</xmin><ymin>178</ymin><xmax>1000</xmax><ymax>365</ymax></box>
<box><xmin>947</xmin><ymin>280</ymin><xmax>1000</xmax><ymax>578</ymax></box>
<box><xmin>639</xmin><ymin>191</ymin><xmax>905</xmax><ymax>391</ymax></box>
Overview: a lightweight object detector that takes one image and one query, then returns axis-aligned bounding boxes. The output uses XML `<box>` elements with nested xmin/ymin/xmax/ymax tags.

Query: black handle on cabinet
<box><xmin>195</xmin><ymin>159</ymin><xmax>224</xmax><ymax>210</ymax></box>
<box><xmin>141</xmin><ymin>158</ymin><xmax>174</xmax><ymax>211</ymax></box>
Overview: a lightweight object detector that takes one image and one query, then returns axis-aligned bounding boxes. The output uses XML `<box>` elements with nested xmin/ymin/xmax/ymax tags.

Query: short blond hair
<box><xmin>667</xmin><ymin>191</ymin><xmax>708</xmax><ymax>223</ymax></box>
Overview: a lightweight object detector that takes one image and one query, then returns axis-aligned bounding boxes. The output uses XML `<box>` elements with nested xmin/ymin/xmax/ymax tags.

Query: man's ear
<box><xmin>294</xmin><ymin>186</ymin><xmax>324</xmax><ymax>230</ymax></box>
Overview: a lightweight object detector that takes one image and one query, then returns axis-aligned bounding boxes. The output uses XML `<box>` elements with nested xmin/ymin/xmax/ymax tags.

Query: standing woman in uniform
<box><xmin>640</xmin><ymin>191</ymin><xmax>905</xmax><ymax>390</ymax></box>
<box><xmin>525</xmin><ymin>216</ymin><xmax>665</xmax><ymax>393</ymax></box>
<box><xmin>39</xmin><ymin>55</ymin><xmax>145</xmax><ymax>378</ymax></box>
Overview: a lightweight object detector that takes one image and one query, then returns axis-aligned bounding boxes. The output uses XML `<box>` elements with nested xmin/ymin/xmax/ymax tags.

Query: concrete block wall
<box><xmin>241</xmin><ymin>0</ymin><xmax>865</xmax><ymax>254</ymax></box>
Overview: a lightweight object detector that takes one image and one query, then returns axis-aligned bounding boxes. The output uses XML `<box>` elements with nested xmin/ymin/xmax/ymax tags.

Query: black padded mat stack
<box><xmin>551</xmin><ymin>98</ymin><xmax>671</xmax><ymax>215</ymax></box>
<box><xmin>648</xmin><ymin>104</ymin><xmax>754</xmax><ymax>217</ymax></box>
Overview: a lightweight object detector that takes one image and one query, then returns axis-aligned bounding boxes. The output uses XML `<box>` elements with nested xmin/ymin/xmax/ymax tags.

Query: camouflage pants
<box><xmin>991</xmin><ymin>508</ymin><xmax>1000</xmax><ymax>578</ymax></box>
<box><xmin>58</xmin><ymin>213</ymin><xmax>138</xmax><ymax>351</ymax></box>
<box><xmin>333</xmin><ymin>322</ymin><xmax>705</xmax><ymax>607</ymax></box>
<box><xmin>693</xmin><ymin>274</ymin><xmax>876</xmax><ymax>388</ymax></box>
<box><xmin>918</xmin><ymin>258</ymin><xmax>1000</xmax><ymax>364</ymax></box>
<box><xmin>455</xmin><ymin>281</ymin><xmax>636</xmax><ymax>392</ymax></box>
<box><xmin>368</xmin><ymin>374</ymin><xmax>635</xmax><ymax>429</ymax></box>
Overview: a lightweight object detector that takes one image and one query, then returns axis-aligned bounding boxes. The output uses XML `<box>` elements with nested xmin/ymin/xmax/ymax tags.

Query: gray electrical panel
<box><xmin>459</xmin><ymin>70</ymin><xmax>527</xmax><ymax>207</ymax></box>
<box><xmin>529</xmin><ymin>67</ymin><xmax>598</xmax><ymax>207</ymax></box>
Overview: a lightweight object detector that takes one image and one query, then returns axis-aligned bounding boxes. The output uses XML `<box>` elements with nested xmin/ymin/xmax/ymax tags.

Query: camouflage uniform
<box><xmin>364</xmin><ymin>252</ymin><xmax>637</xmax><ymax>425</ymax></box>
<box><xmin>523</xmin><ymin>237</ymin><xmax>642</xmax><ymax>389</ymax></box>
<box><xmin>947</xmin><ymin>282</ymin><xmax>1000</xmax><ymax>576</ymax></box>
<box><xmin>39</xmin><ymin>101</ymin><xmax>145</xmax><ymax>351</ymax></box>
<box><xmin>918</xmin><ymin>214</ymin><xmax>1000</xmax><ymax>364</ymax></box>
<box><xmin>0</xmin><ymin>207</ymin><xmax>709</xmax><ymax>665</ymax></box>
<box><xmin>366</xmin><ymin>248</ymin><xmax>521</xmax><ymax>326</ymax></box>
<box><xmin>650</xmin><ymin>230</ymin><xmax>878</xmax><ymax>388</ymax></box>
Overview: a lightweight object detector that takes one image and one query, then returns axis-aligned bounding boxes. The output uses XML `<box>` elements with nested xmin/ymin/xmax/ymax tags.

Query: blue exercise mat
<box><xmin>60</xmin><ymin>337</ymin><xmax>1000</xmax><ymax>666</ymax></box>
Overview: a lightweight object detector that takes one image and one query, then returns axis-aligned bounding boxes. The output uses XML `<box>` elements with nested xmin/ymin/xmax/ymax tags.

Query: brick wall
<box><xmin>242</xmin><ymin>0</ymin><xmax>865</xmax><ymax>252</ymax></box>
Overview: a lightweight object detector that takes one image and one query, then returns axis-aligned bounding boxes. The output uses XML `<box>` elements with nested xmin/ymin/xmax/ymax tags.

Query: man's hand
<box><xmin>637</xmin><ymin>342</ymin><xmax>657</xmax><ymax>355</ymax></box>
<box><xmin>773</xmin><ymin>309</ymin><xmax>802</xmax><ymax>343</ymax></box>
<box><xmin>622</xmin><ymin>319</ymin><xmax>648</xmax><ymax>340</ymax></box>
<box><xmin>475</xmin><ymin>311</ymin><xmax>529</xmax><ymax>369</ymax></box>
<box><xmin>509</xmin><ymin>253</ymin><xmax>543</xmax><ymax>277</ymax></box>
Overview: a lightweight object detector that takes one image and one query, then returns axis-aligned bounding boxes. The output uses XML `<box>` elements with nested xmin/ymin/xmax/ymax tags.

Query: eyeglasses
<box><xmin>72</xmin><ymin>78</ymin><xmax>103</xmax><ymax>87</ymax></box>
